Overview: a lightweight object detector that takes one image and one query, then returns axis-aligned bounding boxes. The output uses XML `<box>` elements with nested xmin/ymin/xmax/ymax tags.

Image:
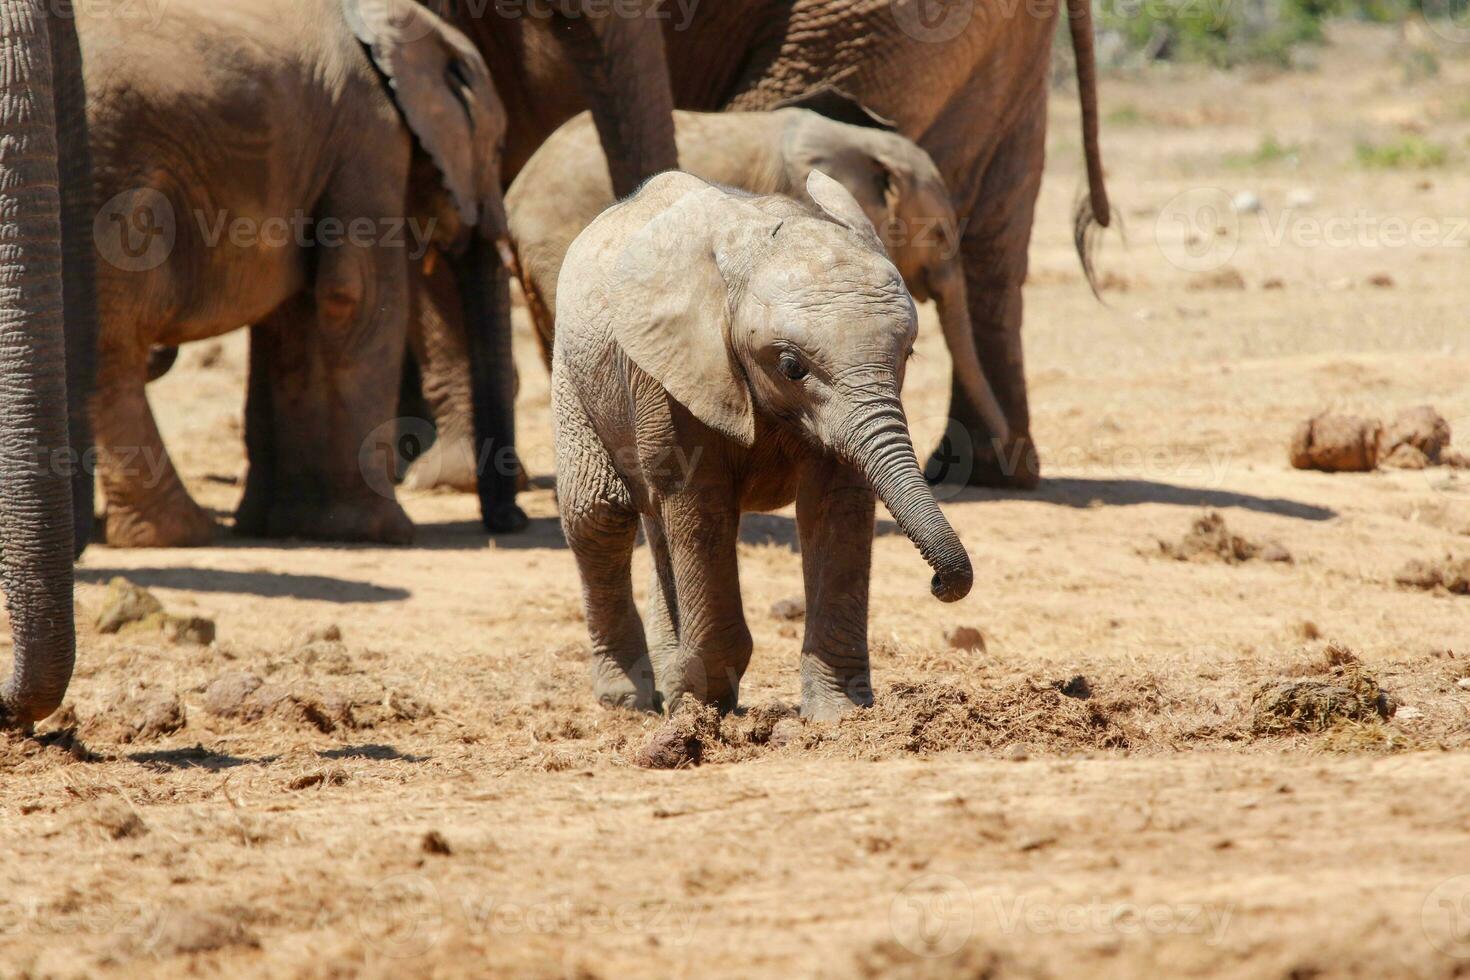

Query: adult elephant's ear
<box><xmin>806</xmin><ymin>170</ymin><xmax>883</xmax><ymax>251</ymax></box>
<box><xmin>608</xmin><ymin>177</ymin><xmax>757</xmax><ymax>448</ymax></box>
<box><xmin>343</xmin><ymin>0</ymin><xmax>506</xmax><ymax>236</ymax></box>
<box><xmin>774</xmin><ymin>86</ymin><xmax>896</xmax><ymax>132</ymax></box>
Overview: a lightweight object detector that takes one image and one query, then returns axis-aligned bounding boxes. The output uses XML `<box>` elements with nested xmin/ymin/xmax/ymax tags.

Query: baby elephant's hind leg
<box><xmin>555</xmin><ymin>387</ymin><xmax>657</xmax><ymax>711</ymax></box>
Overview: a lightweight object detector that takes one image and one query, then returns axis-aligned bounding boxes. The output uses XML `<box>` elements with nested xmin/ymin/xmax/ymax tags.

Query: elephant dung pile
<box><xmin>1250</xmin><ymin>644</ymin><xmax>1396</xmax><ymax>734</ymax></box>
<box><xmin>94</xmin><ymin>577</ymin><xmax>216</xmax><ymax>646</ymax></box>
<box><xmin>1157</xmin><ymin>511</ymin><xmax>1292</xmax><ymax>564</ymax></box>
<box><xmin>1290</xmin><ymin>405</ymin><xmax>1467</xmax><ymax>472</ymax></box>
<box><xmin>1394</xmin><ymin>555</ymin><xmax>1470</xmax><ymax>595</ymax></box>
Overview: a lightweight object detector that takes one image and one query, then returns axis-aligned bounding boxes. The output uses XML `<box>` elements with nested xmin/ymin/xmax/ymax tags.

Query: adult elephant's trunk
<box><xmin>454</xmin><ymin>229</ymin><xmax>526</xmax><ymax>532</ymax></box>
<box><xmin>930</xmin><ymin>257</ymin><xmax>1010</xmax><ymax>447</ymax></box>
<box><xmin>844</xmin><ymin>402</ymin><xmax>973</xmax><ymax>603</ymax></box>
<box><xmin>0</xmin><ymin>0</ymin><xmax>77</xmax><ymax>725</ymax></box>
<box><xmin>552</xmin><ymin>2</ymin><xmax>678</xmax><ymax>197</ymax></box>
<box><xmin>48</xmin><ymin>6</ymin><xmax>98</xmax><ymax>559</ymax></box>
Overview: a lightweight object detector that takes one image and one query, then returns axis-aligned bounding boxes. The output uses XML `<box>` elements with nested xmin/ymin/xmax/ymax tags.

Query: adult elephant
<box><xmin>657</xmin><ymin>0</ymin><xmax>1111</xmax><ymax>489</ymax></box>
<box><xmin>0</xmin><ymin>3</ymin><xmax>95</xmax><ymax>726</ymax></box>
<box><xmin>371</xmin><ymin>0</ymin><xmax>681</xmax><ymax>527</ymax></box>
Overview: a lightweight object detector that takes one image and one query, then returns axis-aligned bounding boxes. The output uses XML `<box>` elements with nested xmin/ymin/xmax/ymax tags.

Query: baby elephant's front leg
<box><xmin>796</xmin><ymin>460</ymin><xmax>877</xmax><ymax>720</ymax></box>
<box><xmin>654</xmin><ymin>497</ymin><xmax>752</xmax><ymax>714</ymax></box>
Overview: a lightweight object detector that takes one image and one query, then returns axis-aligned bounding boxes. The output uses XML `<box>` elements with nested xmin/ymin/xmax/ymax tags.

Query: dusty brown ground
<box><xmin>5</xmin><ymin>22</ymin><xmax>1470</xmax><ymax>979</ymax></box>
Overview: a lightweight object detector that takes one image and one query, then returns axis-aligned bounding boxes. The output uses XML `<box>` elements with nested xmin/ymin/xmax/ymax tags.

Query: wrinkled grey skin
<box><xmin>81</xmin><ymin>0</ymin><xmax>508</xmax><ymax>547</ymax></box>
<box><xmin>0</xmin><ymin>2</ymin><xmax>89</xmax><ymax>726</ymax></box>
<box><xmin>554</xmin><ymin>171</ymin><xmax>973</xmax><ymax>720</ymax></box>
<box><xmin>507</xmin><ymin>106</ymin><xmax>1009</xmax><ymax>446</ymax></box>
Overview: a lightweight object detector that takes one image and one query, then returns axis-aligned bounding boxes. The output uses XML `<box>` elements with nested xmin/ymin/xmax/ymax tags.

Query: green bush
<box><xmin>1355</xmin><ymin>135</ymin><xmax>1450</xmax><ymax>169</ymax></box>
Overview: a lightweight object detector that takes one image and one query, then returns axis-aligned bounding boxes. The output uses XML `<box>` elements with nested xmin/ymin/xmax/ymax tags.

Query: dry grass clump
<box><xmin>1158</xmin><ymin>511</ymin><xmax>1292</xmax><ymax>564</ymax></box>
<box><xmin>1250</xmin><ymin>644</ymin><xmax>1396</xmax><ymax>734</ymax></box>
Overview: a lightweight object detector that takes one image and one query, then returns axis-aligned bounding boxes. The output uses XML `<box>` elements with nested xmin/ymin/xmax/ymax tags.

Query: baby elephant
<box><xmin>554</xmin><ymin>170</ymin><xmax>974</xmax><ymax>720</ymax></box>
<box><xmin>509</xmin><ymin>106</ymin><xmax>1009</xmax><ymax>444</ymax></box>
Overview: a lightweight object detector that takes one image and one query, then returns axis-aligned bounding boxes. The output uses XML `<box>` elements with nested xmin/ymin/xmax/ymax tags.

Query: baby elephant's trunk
<box><xmin>844</xmin><ymin>405</ymin><xmax>973</xmax><ymax>602</ymax></box>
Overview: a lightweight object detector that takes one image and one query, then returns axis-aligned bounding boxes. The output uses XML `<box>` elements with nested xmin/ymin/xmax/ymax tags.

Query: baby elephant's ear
<box><xmin>343</xmin><ymin>0</ymin><xmax>503</xmax><ymax>231</ymax></box>
<box><xmin>806</xmin><ymin>169</ymin><xmax>883</xmax><ymax>250</ymax></box>
<box><xmin>609</xmin><ymin>188</ymin><xmax>756</xmax><ymax>448</ymax></box>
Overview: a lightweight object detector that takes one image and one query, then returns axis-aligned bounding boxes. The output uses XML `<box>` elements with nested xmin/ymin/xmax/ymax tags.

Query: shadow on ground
<box><xmin>78</xmin><ymin>567</ymin><xmax>409</xmax><ymax>603</ymax></box>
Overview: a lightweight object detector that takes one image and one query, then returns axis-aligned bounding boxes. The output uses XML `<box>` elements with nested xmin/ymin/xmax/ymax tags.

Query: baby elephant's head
<box><xmin>611</xmin><ymin>171</ymin><xmax>972</xmax><ymax>602</ymax></box>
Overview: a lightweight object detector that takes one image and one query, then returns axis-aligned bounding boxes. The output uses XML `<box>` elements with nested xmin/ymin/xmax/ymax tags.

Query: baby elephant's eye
<box><xmin>777</xmin><ymin>353</ymin><xmax>808</xmax><ymax>381</ymax></box>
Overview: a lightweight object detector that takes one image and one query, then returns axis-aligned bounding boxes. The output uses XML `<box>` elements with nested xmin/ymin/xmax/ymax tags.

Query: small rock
<box><xmin>636</xmin><ymin>728</ymin><xmax>702</xmax><ymax>770</ymax></box>
<box><xmin>292</xmin><ymin>624</ymin><xmax>343</xmax><ymax>647</ymax></box>
<box><xmin>1298</xmin><ymin>621</ymin><xmax>1322</xmax><ymax>640</ymax></box>
<box><xmin>1383</xmin><ymin>444</ymin><xmax>1430</xmax><ymax>470</ymax></box>
<box><xmin>946</xmin><ymin>626</ymin><xmax>987</xmax><ymax>653</ymax></box>
<box><xmin>1232</xmin><ymin>190</ymin><xmax>1262</xmax><ymax>214</ymax></box>
<box><xmin>88</xmin><ymin>798</ymin><xmax>147</xmax><ymax>840</ymax></box>
<box><xmin>1257</xmin><ymin>542</ymin><xmax>1294</xmax><ymax>563</ymax></box>
<box><xmin>1368</xmin><ymin>273</ymin><xmax>1396</xmax><ymax>288</ymax></box>
<box><xmin>95</xmin><ymin>578</ymin><xmax>163</xmax><ymax>634</ymax></box>
<box><xmin>1186</xmin><ymin>267</ymin><xmax>1247</xmax><ymax>292</ymax></box>
<box><xmin>203</xmin><ymin>672</ymin><xmax>265</xmax><ymax>719</ymax></box>
<box><xmin>1003</xmin><ymin>743</ymin><xmax>1030</xmax><ymax>761</ymax></box>
<box><xmin>300</xmin><ymin>640</ymin><xmax>353</xmax><ymax>675</ymax></box>
<box><xmin>145</xmin><ymin>910</ymin><xmax>258</xmax><ymax>956</ymax></box>
<box><xmin>1054</xmin><ymin>675</ymin><xmax>1092</xmax><ymax>700</ymax></box>
<box><xmin>106</xmin><ymin>683</ymin><xmax>186</xmax><ymax>743</ymax></box>
<box><xmin>1285</xmin><ymin>188</ymin><xmax>1316</xmax><ymax>209</ymax></box>
<box><xmin>1262</xmin><ymin>276</ymin><xmax>1286</xmax><ymax>290</ymax></box>
<box><xmin>1381</xmin><ymin>406</ymin><xmax>1451</xmax><ymax>464</ymax></box>
<box><xmin>768</xmin><ymin>717</ymin><xmax>804</xmax><ymax>749</ymax></box>
<box><xmin>421</xmin><ymin>830</ymin><xmax>453</xmax><ymax>856</ymax></box>
<box><xmin>1396</xmin><ymin>705</ymin><xmax>1423</xmax><ymax>721</ymax></box>
<box><xmin>769</xmin><ymin>597</ymin><xmax>805</xmax><ymax>622</ymax></box>
<box><xmin>1457</xmin><ymin>678</ymin><xmax>1470</xmax><ymax>691</ymax></box>
<box><xmin>1290</xmin><ymin>413</ymin><xmax>1382</xmax><ymax>472</ymax></box>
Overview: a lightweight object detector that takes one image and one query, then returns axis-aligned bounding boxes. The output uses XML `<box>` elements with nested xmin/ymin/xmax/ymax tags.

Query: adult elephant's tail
<box><xmin>1066</xmin><ymin>0</ymin><xmax>1112</xmax><ymax>296</ymax></box>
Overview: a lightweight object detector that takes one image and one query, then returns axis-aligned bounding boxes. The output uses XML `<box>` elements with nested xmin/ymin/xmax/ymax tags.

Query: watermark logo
<box><xmin>1417</xmin><ymin>0</ymin><xmax>1470</xmax><ymax>44</ymax></box>
<box><xmin>1156</xmin><ymin>187</ymin><xmax>1240</xmax><ymax>273</ymax></box>
<box><xmin>892</xmin><ymin>0</ymin><xmax>974</xmax><ymax>43</ymax></box>
<box><xmin>95</xmin><ymin>188</ymin><xmax>176</xmax><ymax>273</ymax></box>
<box><xmin>1423</xmin><ymin>875</ymin><xmax>1470</xmax><ymax>959</ymax></box>
<box><xmin>890</xmin><ymin>873</ymin><xmax>974</xmax><ymax>958</ymax></box>
<box><xmin>356</xmin><ymin>874</ymin><xmax>446</xmax><ymax>959</ymax></box>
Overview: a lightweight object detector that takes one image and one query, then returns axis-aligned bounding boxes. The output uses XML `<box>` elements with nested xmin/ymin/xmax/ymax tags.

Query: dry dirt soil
<box><xmin>5</xmin><ymin>22</ymin><xmax>1470</xmax><ymax>980</ymax></box>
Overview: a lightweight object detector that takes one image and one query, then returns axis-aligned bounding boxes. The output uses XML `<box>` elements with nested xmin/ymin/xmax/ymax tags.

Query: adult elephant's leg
<box><xmin>795</xmin><ymin>458</ymin><xmax>876</xmax><ymax>721</ymax></box>
<box><xmin>246</xmin><ymin>219</ymin><xmax>414</xmax><ymax>545</ymax></box>
<box><xmin>235</xmin><ymin>313</ymin><xmax>295</xmax><ymax>538</ymax></box>
<box><xmin>926</xmin><ymin>102</ymin><xmax>1047</xmax><ymax>491</ymax></box>
<box><xmin>402</xmin><ymin>256</ymin><xmax>479</xmax><ymax>492</ymax></box>
<box><xmin>653</xmin><ymin>494</ymin><xmax>750</xmax><ymax>714</ymax></box>
<box><xmin>94</xmin><ymin>329</ymin><xmax>216</xmax><ymax>547</ymax></box>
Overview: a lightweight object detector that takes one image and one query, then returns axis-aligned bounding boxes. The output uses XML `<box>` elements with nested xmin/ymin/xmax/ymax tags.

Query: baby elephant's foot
<box><xmin>657</xmin><ymin>656</ymin><xmax>741</xmax><ymax>715</ymax></box>
<box><xmin>260</xmin><ymin>496</ymin><xmax>415</xmax><ymax>545</ymax></box>
<box><xmin>105</xmin><ymin>497</ymin><xmax>217</xmax><ymax>548</ymax></box>
<box><xmin>590</xmin><ymin>655</ymin><xmax>658</xmax><ymax>712</ymax></box>
<box><xmin>799</xmin><ymin>657</ymin><xmax>874</xmax><ymax>721</ymax></box>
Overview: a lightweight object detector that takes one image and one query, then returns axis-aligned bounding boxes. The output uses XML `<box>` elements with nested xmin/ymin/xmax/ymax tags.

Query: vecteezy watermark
<box><xmin>890</xmin><ymin>874</ymin><xmax>975</xmax><ymax>958</ymax></box>
<box><xmin>0</xmin><ymin>896</ymin><xmax>163</xmax><ymax>942</ymax></box>
<box><xmin>1156</xmin><ymin>187</ymin><xmax>1470</xmax><ymax>273</ymax></box>
<box><xmin>1417</xmin><ymin>0</ymin><xmax>1470</xmax><ymax>44</ymax></box>
<box><xmin>891</xmin><ymin>0</ymin><xmax>975</xmax><ymax>43</ymax></box>
<box><xmin>1423</xmin><ymin>875</ymin><xmax>1470</xmax><ymax>959</ymax></box>
<box><xmin>94</xmin><ymin>188</ymin><xmax>440</xmax><ymax>273</ymax></box>
<box><xmin>1155</xmin><ymin>188</ymin><xmax>1242</xmax><ymax>273</ymax></box>
<box><xmin>355</xmin><ymin>874</ymin><xmax>700</xmax><ymax>959</ymax></box>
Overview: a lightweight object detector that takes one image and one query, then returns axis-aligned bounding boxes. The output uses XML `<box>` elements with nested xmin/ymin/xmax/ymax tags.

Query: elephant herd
<box><xmin>0</xmin><ymin>0</ymin><xmax>1109</xmax><ymax>725</ymax></box>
